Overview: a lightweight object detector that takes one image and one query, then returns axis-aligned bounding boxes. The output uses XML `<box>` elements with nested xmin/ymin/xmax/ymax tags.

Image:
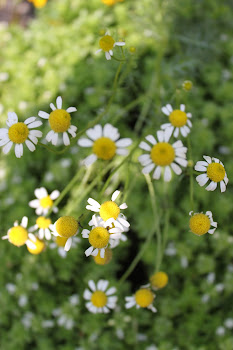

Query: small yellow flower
<box><xmin>125</xmin><ymin>288</ymin><xmax>157</xmax><ymax>312</ymax></box>
<box><xmin>182</xmin><ymin>80</ymin><xmax>193</xmax><ymax>91</ymax></box>
<box><xmin>29</xmin><ymin>187</ymin><xmax>60</xmax><ymax>215</ymax></box>
<box><xmin>51</xmin><ymin>216</ymin><xmax>79</xmax><ymax>252</ymax></box>
<box><xmin>189</xmin><ymin>211</ymin><xmax>217</xmax><ymax>236</ymax></box>
<box><xmin>2</xmin><ymin>217</ymin><xmax>32</xmax><ymax>248</ymax></box>
<box><xmin>28</xmin><ymin>0</ymin><xmax>48</xmax><ymax>8</ymax></box>
<box><xmin>150</xmin><ymin>272</ymin><xmax>168</xmax><ymax>290</ymax></box>
<box><xmin>93</xmin><ymin>248</ymin><xmax>113</xmax><ymax>265</ymax></box>
<box><xmin>84</xmin><ymin>280</ymin><xmax>117</xmax><ymax>313</ymax></box>
<box><xmin>96</xmin><ymin>31</ymin><xmax>126</xmax><ymax>60</ymax></box>
<box><xmin>27</xmin><ymin>237</ymin><xmax>45</xmax><ymax>255</ymax></box>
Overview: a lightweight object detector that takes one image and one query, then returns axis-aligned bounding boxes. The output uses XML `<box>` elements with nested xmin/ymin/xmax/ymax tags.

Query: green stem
<box><xmin>37</xmin><ymin>141</ymin><xmax>61</xmax><ymax>154</ymax></box>
<box><xmin>187</xmin><ymin>136</ymin><xmax>194</xmax><ymax>211</ymax></box>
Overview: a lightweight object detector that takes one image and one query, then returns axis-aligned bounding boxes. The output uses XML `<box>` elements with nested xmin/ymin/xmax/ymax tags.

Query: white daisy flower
<box><xmin>96</xmin><ymin>31</ymin><xmax>125</xmax><ymax>60</ymax></box>
<box><xmin>86</xmin><ymin>190</ymin><xmax>130</xmax><ymax>229</ymax></box>
<box><xmin>38</xmin><ymin>96</ymin><xmax>77</xmax><ymax>146</ymax></box>
<box><xmin>2</xmin><ymin>216</ymin><xmax>36</xmax><ymax>249</ymax></box>
<box><xmin>84</xmin><ymin>280</ymin><xmax>117</xmax><ymax>313</ymax></box>
<box><xmin>161</xmin><ymin>103</ymin><xmax>192</xmax><ymax>138</ymax></box>
<box><xmin>82</xmin><ymin>215</ymin><xmax>123</xmax><ymax>258</ymax></box>
<box><xmin>189</xmin><ymin>211</ymin><xmax>217</xmax><ymax>236</ymax></box>
<box><xmin>125</xmin><ymin>288</ymin><xmax>157</xmax><ymax>313</ymax></box>
<box><xmin>51</xmin><ymin>216</ymin><xmax>79</xmax><ymax>252</ymax></box>
<box><xmin>138</xmin><ymin>130</ymin><xmax>188</xmax><ymax>182</ymax></box>
<box><xmin>29</xmin><ymin>187</ymin><xmax>60</xmax><ymax>215</ymax></box>
<box><xmin>195</xmin><ymin>156</ymin><xmax>228</xmax><ymax>192</ymax></box>
<box><xmin>50</xmin><ymin>235</ymin><xmax>80</xmax><ymax>258</ymax></box>
<box><xmin>78</xmin><ymin>123</ymin><xmax>132</xmax><ymax>166</ymax></box>
<box><xmin>30</xmin><ymin>216</ymin><xmax>54</xmax><ymax>240</ymax></box>
<box><xmin>0</xmin><ymin>112</ymin><xmax>42</xmax><ymax>158</ymax></box>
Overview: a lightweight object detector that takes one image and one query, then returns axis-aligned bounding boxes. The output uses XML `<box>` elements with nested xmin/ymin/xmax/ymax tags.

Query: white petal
<box><xmin>142</xmin><ymin>163</ymin><xmax>155</xmax><ymax>174</ymax></box>
<box><xmin>0</xmin><ymin>128</ymin><xmax>8</xmax><ymax>138</ymax></box>
<box><xmin>180</xmin><ymin>127</ymin><xmax>188</xmax><ymax>137</ymax></box>
<box><xmin>138</xmin><ymin>154</ymin><xmax>151</xmax><ymax>166</ymax></box>
<box><xmin>78</xmin><ymin>138</ymin><xmax>93</xmax><ymax>147</ymax></box>
<box><xmin>157</xmin><ymin>130</ymin><xmax>164</xmax><ymax>142</ymax></box>
<box><xmin>25</xmin><ymin>140</ymin><xmax>36</xmax><ymax>152</ymax></box>
<box><xmin>174</xmin><ymin>128</ymin><xmax>179</xmax><ymax>138</ymax></box>
<box><xmin>51</xmin><ymin>133</ymin><xmax>58</xmax><ymax>146</ymax></box>
<box><xmin>15</xmin><ymin>143</ymin><xmax>23</xmax><ymax>158</ymax></box>
<box><xmin>46</xmin><ymin>130</ymin><xmax>55</xmax><ymax>142</ymax></box>
<box><xmin>50</xmin><ymin>103</ymin><xmax>56</xmax><ymax>111</ymax></box>
<box><xmin>64</xmin><ymin>237</ymin><xmax>72</xmax><ymax>251</ymax></box>
<box><xmin>7</xmin><ymin>112</ymin><xmax>18</xmax><ymax>126</ymax></box>
<box><xmin>66</xmin><ymin>107</ymin><xmax>77</xmax><ymax>113</ymax></box>
<box><xmin>0</xmin><ymin>137</ymin><xmax>10</xmax><ymax>146</ymax></box>
<box><xmin>115</xmin><ymin>138</ymin><xmax>132</xmax><ymax>147</ymax></box>
<box><xmin>145</xmin><ymin>135</ymin><xmax>156</xmax><ymax>145</ymax></box>
<box><xmin>117</xmin><ymin>217</ymin><xmax>130</xmax><ymax>228</ymax></box>
<box><xmin>92</xmin><ymin>248</ymin><xmax>98</xmax><ymax>256</ymax></box>
<box><xmin>116</xmin><ymin>148</ymin><xmax>128</xmax><ymax>156</ymax></box>
<box><xmin>195</xmin><ymin>164</ymin><xmax>208</xmax><ymax>172</ymax></box>
<box><xmin>81</xmin><ymin>229</ymin><xmax>90</xmax><ymax>238</ymax></box>
<box><xmin>85</xmin><ymin>246</ymin><xmax>94</xmax><ymax>256</ymax></box>
<box><xmin>83</xmin><ymin>154</ymin><xmax>97</xmax><ymax>166</ymax></box>
<box><xmin>83</xmin><ymin>289</ymin><xmax>92</xmax><ymax>300</ymax></box>
<box><xmin>220</xmin><ymin>181</ymin><xmax>226</xmax><ymax>192</ymax></box>
<box><xmin>164</xmin><ymin>126</ymin><xmax>173</xmax><ymax>141</ymax></box>
<box><xmin>171</xmin><ymin>162</ymin><xmax>182</xmax><ymax>175</ymax></box>
<box><xmin>114</xmin><ymin>42</ymin><xmax>125</xmax><ymax>46</ymax></box>
<box><xmin>139</xmin><ymin>141</ymin><xmax>151</xmax><ymax>151</ymax></box>
<box><xmin>103</xmin><ymin>124</ymin><xmax>118</xmax><ymax>140</ymax></box>
<box><xmin>153</xmin><ymin>166</ymin><xmax>161</xmax><ymax>180</ymax></box>
<box><xmin>164</xmin><ymin>166</ymin><xmax>172</xmax><ymax>182</ymax></box>
<box><xmin>3</xmin><ymin>141</ymin><xmax>13</xmax><ymax>154</ymax></box>
<box><xmin>50</xmin><ymin>190</ymin><xmax>60</xmax><ymax>200</ymax></box>
<box><xmin>63</xmin><ymin>132</ymin><xmax>70</xmax><ymax>146</ymax></box>
<box><xmin>38</xmin><ymin>111</ymin><xmax>49</xmax><ymax>119</ymax></box>
<box><xmin>161</xmin><ymin>106</ymin><xmax>170</xmax><ymax>116</ymax></box>
<box><xmin>98</xmin><ymin>280</ymin><xmax>109</xmax><ymax>291</ymax></box>
<box><xmin>205</xmin><ymin>181</ymin><xmax>217</xmax><ymax>191</ymax></box>
<box><xmin>88</xmin><ymin>280</ymin><xmax>96</xmax><ymax>291</ymax></box>
<box><xmin>180</xmin><ymin>104</ymin><xmax>185</xmax><ymax>111</ymax></box>
<box><xmin>119</xmin><ymin>203</ymin><xmax>127</xmax><ymax>209</ymax></box>
<box><xmin>195</xmin><ymin>161</ymin><xmax>209</xmax><ymax>167</ymax></box>
<box><xmin>56</xmin><ymin>96</ymin><xmax>62</xmax><ymax>109</ymax></box>
<box><xmin>196</xmin><ymin>174</ymin><xmax>209</xmax><ymax>186</ymax></box>
<box><xmin>27</xmin><ymin>121</ymin><xmax>42</xmax><ymax>129</ymax></box>
<box><xmin>87</xmin><ymin>198</ymin><xmax>101</xmax><ymax>208</ymax></box>
<box><xmin>172</xmin><ymin>140</ymin><xmax>183</xmax><ymax>149</ymax></box>
<box><xmin>29</xmin><ymin>199</ymin><xmax>40</xmax><ymax>208</ymax></box>
<box><xmin>166</xmin><ymin>104</ymin><xmax>173</xmax><ymax>112</ymax></box>
<box><xmin>105</xmin><ymin>52</ymin><xmax>111</xmax><ymax>60</ymax></box>
<box><xmin>24</xmin><ymin>117</ymin><xmax>36</xmax><ymax>125</ymax></box>
<box><xmin>35</xmin><ymin>187</ymin><xmax>48</xmax><ymax>199</ymax></box>
<box><xmin>112</xmin><ymin>190</ymin><xmax>120</xmax><ymax>201</ymax></box>
<box><xmin>45</xmin><ymin>229</ymin><xmax>51</xmax><ymax>240</ymax></box>
<box><xmin>203</xmin><ymin>155</ymin><xmax>211</xmax><ymax>164</ymax></box>
<box><xmin>208</xmin><ymin>228</ymin><xmax>216</xmax><ymax>234</ymax></box>
<box><xmin>28</xmin><ymin>134</ymin><xmax>38</xmax><ymax>144</ymax></box>
<box><xmin>175</xmin><ymin>157</ymin><xmax>187</xmax><ymax>167</ymax></box>
<box><xmin>95</xmin><ymin>49</ymin><xmax>102</xmax><ymax>54</ymax></box>
<box><xmin>86</xmin><ymin>125</ymin><xmax>102</xmax><ymax>140</ymax></box>
<box><xmin>106</xmin><ymin>287</ymin><xmax>116</xmax><ymax>295</ymax></box>
<box><xmin>21</xmin><ymin>216</ymin><xmax>28</xmax><ymax>228</ymax></box>
<box><xmin>86</xmin><ymin>205</ymin><xmax>99</xmax><ymax>212</ymax></box>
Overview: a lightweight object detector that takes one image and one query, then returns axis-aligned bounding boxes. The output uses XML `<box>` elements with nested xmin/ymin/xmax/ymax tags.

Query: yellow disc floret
<box><xmin>150</xmin><ymin>142</ymin><xmax>175</xmax><ymax>166</ymax></box>
<box><xmin>89</xmin><ymin>227</ymin><xmax>110</xmax><ymax>248</ymax></box>
<box><xmin>207</xmin><ymin>163</ymin><xmax>225</xmax><ymax>183</ymax></box>
<box><xmin>189</xmin><ymin>213</ymin><xmax>211</xmax><ymax>236</ymax></box>
<box><xmin>36</xmin><ymin>216</ymin><xmax>51</xmax><ymax>229</ymax></box>
<box><xmin>92</xmin><ymin>137</ymin><xmax>116</xmax><ymax>160</ymax></box>
<box><xmin>49</xmin><ymin>109</ymin><xmax>71</xmax><ymax>133</ymax></box>
<box><xmin>99</xmin><ymin>201</ymin><xmax>120</xmax><ymax>221</ymax></box>
<box><xmin>135</xmin><ymin>289</ymin><xmax>154</xmax><ymax>308</ymax></box>
<box><xmin>150</xmin><ymin>271</ymin><xmax>168</xmax><ymax>289</ymax></box>
<box><xmin>99</xmin><ymin>35</ymin><xmax>115</xmax><ymax>52</ymax></box>
<box><xmin>28</xmin><ymin>0</ymin><xmax>48</xmax><ymax>8</ymax></box>
<box><xmin>91</xmin><ymin>291</ymin><xmax>107</xmax><ymax>307</ymax></box>
<box><xmin>56</xmin><ymin>216</ymin><xmax>78</xmax><ymax>238</ymax></box>
<box><xmin>101</xmin><ymin>0</ymin><xmax>117</xmax><ymax>5</ymax></box>
<box><xmin>169</xmin><ymin>110</ymin><xmax>188</xmax><ymax>127</ymax></box>
<box><xmin>27</xmin><ymin>238</ymin><xmax>45</xmax><ymax>255</ymax></box>
<box><xmin>8</xmin><ymin>226</ymin><xmax>28</xmax><ymax>247</ymax></box>
<box><xmin>94</xmin><ymin>248</ymin><xmax>112</xmax><ymax>265</ymax></box>
<box><xmin>39</xmin><ymin>195</ymin><xmax>53</xmax><ymax>209</ymax></box>
<box><xmin>8</xmin><ymin>123</ymin><xmax>29</xmax><ymax>144</ymax></box>
<box><xmin>55</xmin><ymin>236</ymin><xmax>68</xmax><ymax>247</ymax></box>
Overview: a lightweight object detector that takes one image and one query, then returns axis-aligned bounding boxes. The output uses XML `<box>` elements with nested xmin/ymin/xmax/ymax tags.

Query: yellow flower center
<box><xmin>55</xmin><ymin>236</ymin><xmax>68</xmax><ymax>247</ymax></box>
<box><xmin>89</xmin><ymin>227</ymin><xmax>110</xmax><ymax>248</ymax></box>
<box><xmin>99</xmin><ymin>201</ymin><xmax>120</xmax><ymax>221</ymax></box>
<box><xmin>189</xmin><ymin>213</ymin><xmax>211</xmax><ymax>236</ymax></box>
<box><xmin>49</xmin><ymin>109</ymin><xmax>71</xmax><ymax>133</ymax></box>
<box><xmin>27</xmin><ymin>238</ymin><xmax>45</xmax><ymax>255</ymax></box>
<box><xmin>169</xmin><ymin>110</ymin><xmax>188</xmax><ymax>127</ymax></box>
<box><xmin>94</xmin><ymin>248</ymin><xmax>113</xmax><ymax>265</ymax></box>
<box><xmin>28</xmin><ymin>0</ymin><xmax>48</xmax><ymax>8</ymax></box>
<box><xmin>8</xmin><ymin>226</ymin><xmax>28</xmax><ymax>247</ymax></box>
<box><xmin>101</xmin><ymin>0</ymin><xmax>117</xmax><ymax>5</ymax></box>
<box><xmin>182</xmin><ymin>80</ymin><xmax>193</xmax><ymax>91</ymax></box>
<box><xmin>150</xmin><ymin>271</ymin><xmax>168</xmax><ymax>289</ymax></box>
<box><xmin>207</xmin><ymin>163</ymin><xmax>225</xmax><ymax>182</ymax></box>
<box><xmin>36</xmin><ymin>216</ymin><xmax>51</xmax><ymax>229</ymax></box>
<box><xmin>91</xmin><ymin>291</ymin><xmax>107</xmax><ymax>307</ymax></box>
<box><xmin>39</xmin><ymin>196</ymin><xmax>53</xmax><ymax>209</ymax></box>
<box><xmin>92</xmin><ymin>137</ymin><xmax>116</xmax><ymax>160</ymax></box>
<box><xmin>99</xmin><ymin>35</ymin><xmax>115</xmax><ymax>52</ymax></box>
<box><xmin>56</xmin><ymin>216</ymin><xmax>78</xmax><ymax>238</ymax></box>
<box><xmin>135</xmin><ymin>289</ymin><xmax>154</xmax><ymax>308</ymax></box>
<box><xmin>8</xmin><ymin>122</ymin><xmax>29</xmax><ymax>144</ymax></box>
<box><xmin>150</xmin><ymin>142</ymin><xmax>175</xmax><ymax>166</ymax></box>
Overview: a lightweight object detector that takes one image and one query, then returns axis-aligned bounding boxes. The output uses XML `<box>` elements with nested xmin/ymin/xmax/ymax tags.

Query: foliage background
<box><xmin>0</xmin><ymin>0</ymin><xmax>233</xmax><ymax>349</ymax></box>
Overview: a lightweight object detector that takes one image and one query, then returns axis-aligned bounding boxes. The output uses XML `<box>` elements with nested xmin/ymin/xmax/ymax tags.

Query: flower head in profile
<box><xmin>81</xmin><ymin>215</ymin><xmax>123</xmax><ymax>258</ymax></box>
<box><xmin>30</xmin><ymin>216</ymin><xmax>53</xmax><ymax>240</ymax></box>
<box><xmin>161</xmin><ymin>104</ymin><xmax>192</xmax><ymax>138</ymax></box>
<box><xmin>51</xmin><ymin>216</ymin><xmax>79</xmax><ymax>252</ymax></box>
<box><xmin>0</xmin><ymin>112</ymin><xmax>42</xmax><ymax>158</ymax></box>
<box><xmin>125</xmin><ymin>288</ymin><xmax>157</xmax><ymax>313</ymax></box>
<box><xmin>195</xmin><ymin>156</ymin><xmax>228</xmax><ymax>192</ymax></box>
<box><xmin>78</xmin><ymin>123</ymin><xmax>132</xmax><ymax>166</ymax></box>
<box><xmin>38</xmin><ymin>96</ymin><xmax>77</xmax><ymax>146</ymax></box>
<box><xmin>139</xmin><ymin>130</ymin><xmax>188</xmax><ymax>182</ymax></box>
<box><xmin>86</xmin><ymin>190</ymin><xmax>130</xmax><ymax>229</ymax></box>
<box><xmin>150</xmin><ymin>271</ymin><xmax>168</xmax><ymax>290</ymax></box>
<box><xmin>93</xmin><ymin>247</ymin><xmax>113</xmax><ymax>265</ymax></box>
<box><xmin>96</xmin><ymin>31</ymin><xmax>125</xmax><ymax>60</ymax></box>
<box><xmin>29</xmin><ymin>187</ymin><xmax>60</xmax><ymax>215</ymax></box>
<box><xmin>189</xmin><ymin>211</ymin><xmax>217</xmax><ymax>236</ymax></box>
<box><xmin>2</xmin><ymin>216</ymin><xmax>36</xmax><ymax>249</ymax></box>
<box><xmin>84</xmin><ymin>280</ymin><xmax>117</xmax><ymax>313</ymax></box>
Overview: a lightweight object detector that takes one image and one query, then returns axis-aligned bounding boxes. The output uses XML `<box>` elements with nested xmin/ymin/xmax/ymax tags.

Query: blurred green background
<box><xmin>0</xmin><ymin>0</ymin><xmax>233</xmax><ymax>349</ymax></box>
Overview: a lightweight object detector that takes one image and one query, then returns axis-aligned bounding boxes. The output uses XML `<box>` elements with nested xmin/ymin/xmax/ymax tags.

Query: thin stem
<box><xmin>37</xmin><ymin>141</ymin><xmax>61</xmax><ymax>154</ymax></box>
<box><xmin>187</xmin><ymin>136</ymin><xmax>194</xmax><ymax>211</ymax></box>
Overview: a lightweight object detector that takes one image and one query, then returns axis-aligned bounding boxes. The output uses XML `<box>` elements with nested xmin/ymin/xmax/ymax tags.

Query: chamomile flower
<box><xmin>2</xmin><ymin>217</ymin><xmax>36</xmax><ymax>249</ymax></box>
<box><xmin>139</xmin><ymin>131</ymin><xmax>188</xmax><ymax>181</ymax></box>
<box><xmin>38</xmin><ymin>96</ymin><xmax>77</xmax><ymax>146</ymax></box>
<box><xmin>189</xmin><ymin>211</ymin><xmax>217</xmax><ymax>236</ymax></box>
<box><xmin>82</xmin><ymin>215</ymin><xmax>122</xmax><ymax>258</ymax></box>
<box><xmin>86</xmin><ymin>190</ymin><xmax>130</xmax><ymax>229</ymax></box>
<box><xmin>51</xmin><ymin>216</ymin><xmax>79</xmax><ymax>252</ymax></box>
<box><xmin>0</xmin><ymin>112</ymin><xmax>42</xmax><ymax>158</ymax></box>
<box><xmin>161</xmin><ymin>104</ymin><xmax>192</xmax><ymax>138</ymax></box>
<box><xmin>96</xmin><ymin>31</ymin><xmax>125</xmax><ymax>60</ymax></box>
<box><xmin>84</xmin><ymin>280</ymin><xmax>117</xmax><ymax>313</ymax></box>
<box><xmin>93</xmin><ymin>248</ymin><xmax>113</xmax><ymax>265</ymax></box>
<box><xmin>125</xmin><ymin>288</ymin><xmax>157</xmax><ymax>313</ymax></box>
<box><xmin>50</xmin><ymin>235</ymin><xmax>80</xmax><ymax>258</ymax></box>
<box><xmin>78</xmin><ymin>123</ymin><xmax>132</xmax><ymax>166</ymax></box>
<box><xmin>27</xmin><ymin>236</ymin><xmax>45</xmax><ymax>255</ymax></box>
<box><xmin>195</xmin><ymin>156</ymin><xmax>228</xmax><ymax>192</ymax></box>
<box><xmin>150</xmin><ymin>272</ymin><xmax>168</xmax><ymax>290</ymax></box>
<box><xmin>30</xmin><ymin>216</ymin><xmax>53</xmax><ymax>240</ymax></box>
<box><xmin>29</xmin><ymin>187</ymin><xmax>60</xmax><ymax>215</ymax></box>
